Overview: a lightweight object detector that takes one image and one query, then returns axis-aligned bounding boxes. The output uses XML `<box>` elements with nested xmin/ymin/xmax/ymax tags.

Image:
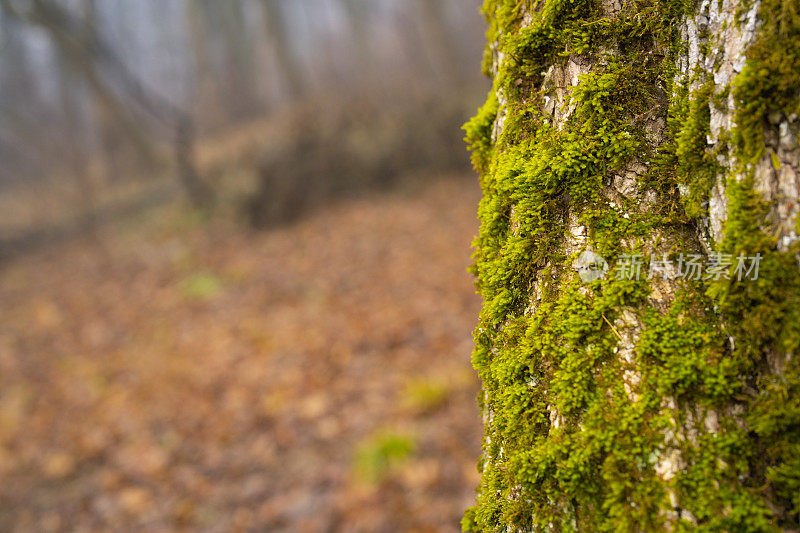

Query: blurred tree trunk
<box><xmin>412</xmin><ymin>0</ymin><xmax>461</xmax><ymax>84</ymax></box>
<box><xmin>80</xmin><ymin>0</ymin><xmax>121</xmax><ymax>186</ymax></box>
<box><xmin>338</xmin><ymin>0</ymin><xmax>372</xmax><ymax>74</ymax></box>
<box><xmin>185</xmin><ymin>0</ymin><xmax>217</xmax><ymax>124</ymax></box>
<box><xmin>174</xmin><ymin>118</ymin><xmax>213</xmax><ymax>210</ymax></box>
<box><xmin>0</xmin><ymin>7</ymin><xmax>35</xmax><ymax>101</ymax></box>
<box><xmin>221</xmin><ymin>0</ymin><xmax>259</xmax><ymax>117</ymax></box>
<box><xmin>465</xmin><ymin>0</ymin><xmax>800</xmax><ymax>531</ymax></box>
<box><xmin>55</xmin><ymin>44</ymin><xmax>98</xmax><ymax>230</ymax></box>
<box><xmin>261</xmin><ymin>0</ymin><xmax>304</xmax><ymax>97</ymax></box>
<box><xmin>0</xmin><ymin>4</ymin><xmax>45</xmax><ymax>182</ymax></box>
<box><xmin>190</xmin><ymin>0</ymin><xmax>259</xmax><ymax>120</ymax></box>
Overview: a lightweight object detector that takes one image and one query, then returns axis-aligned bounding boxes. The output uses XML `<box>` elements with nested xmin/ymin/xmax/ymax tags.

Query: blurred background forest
<box><xmin>0</xmin><ymin>0</ymin><xmax>488</xmax><ymax>531</ymax></box>
<box><xmin>0</xmin><ymin>0</ymin><xmax>487</xmax><ymax>245</ymax></box>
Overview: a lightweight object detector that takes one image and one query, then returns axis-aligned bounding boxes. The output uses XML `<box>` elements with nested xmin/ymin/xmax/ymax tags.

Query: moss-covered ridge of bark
<box><xmin>710</xmin><ymin>0</ymin><xmax>800</xmax><ymax>523</ymax></box>
<box><xmin>463</xmin><ymin>0</ymin><xmax>800</xmax><ymax>530</ymax></box>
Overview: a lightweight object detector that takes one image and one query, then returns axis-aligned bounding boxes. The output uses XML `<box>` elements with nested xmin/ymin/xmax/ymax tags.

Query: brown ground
<box><xmin>0</xmin><ymin>177</ymin><xmax>483</xmax><ymax>532</ymax></box>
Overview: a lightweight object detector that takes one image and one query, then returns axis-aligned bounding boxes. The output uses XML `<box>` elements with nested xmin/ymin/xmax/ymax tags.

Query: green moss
<box><xmin>712</xmin><ymin>0</ymin><xmax>800</xmax><ymax>525</ymax></box>
<box><xmin>464</xmin><ymin>92</ymin><xmax>499</xmax><ymax>176</ymax></box>
<box><xmin>732</xmin><ymin>0</ymin><xmax>800</xmax><ymax>163</ymax></box>
<box><xmin>464</xmin><ymin>0</ymin><xmax>800</xmax><ymax>530</ymax></box>
<box><xmin>352</xmin><ymin>431</ymin><xmax>416</xmax><ymax>485</ymax></box>
<box><xmin>673</xmin><ymin>80</ymin><xmax>723</xmax><ymax>218</ymax></box>
<box><xmin>401</xmin><ymin>377</ymin><xmax>450</xmax><ymax>413</ymax></box>
<box><xmin>178</xmin><ymin>271</ymin><xmax>224</xmax><ymax>301</ymax></box>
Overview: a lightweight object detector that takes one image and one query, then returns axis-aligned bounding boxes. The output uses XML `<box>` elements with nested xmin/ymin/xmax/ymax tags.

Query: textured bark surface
<box><xmin>464</xmin><ymin>0</ymin><xmax>799</xmax><ymax>530</ymax></box>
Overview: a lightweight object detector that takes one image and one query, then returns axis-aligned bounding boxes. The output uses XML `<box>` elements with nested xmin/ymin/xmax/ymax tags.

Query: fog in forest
<box><xmin>0</xmin><ymin>1</ymin><xmax>490</xmax><ymax>531</ymax></box>
<box><xmin>0</xmin><ymin>0</ymin><xmax>487</xmax><ymax>246</ymax></box>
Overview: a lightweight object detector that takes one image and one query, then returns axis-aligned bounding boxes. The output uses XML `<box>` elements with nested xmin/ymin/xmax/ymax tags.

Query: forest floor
<box><xmin>0</xmin><ymin>176</ymin><xmax>484</xmax><ymax>532</ymax></box>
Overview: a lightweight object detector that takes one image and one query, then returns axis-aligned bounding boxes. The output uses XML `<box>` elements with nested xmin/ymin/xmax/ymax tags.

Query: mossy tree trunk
<box><xmin>464</xmin><ymin>0</ymin><xmax>800</xmax><ymax>530</ymax></box>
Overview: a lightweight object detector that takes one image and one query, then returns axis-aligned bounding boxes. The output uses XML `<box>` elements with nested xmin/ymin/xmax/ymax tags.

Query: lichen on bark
<box><xmin>463</xmin><ymin>0</ymin><xmax>800</xmax><ymax>530</ymax></box>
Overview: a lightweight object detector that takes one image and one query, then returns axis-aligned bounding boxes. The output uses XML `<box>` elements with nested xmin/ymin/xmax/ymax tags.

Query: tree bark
<box><xmin>464</xmin><ymin>0</ymin><xmax>799</xmax><ymax>530</ymax></box>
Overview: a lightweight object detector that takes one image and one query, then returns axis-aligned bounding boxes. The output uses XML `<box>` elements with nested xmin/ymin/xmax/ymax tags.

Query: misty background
<box><xmin>0</xmin><ymin>0</ymin><xmax>487</xmax><ymax>252</ymax></box>
<box><xmin>0</xmin><ymin>1</ymin><xmax>491</xmax><ymax>530</ymax></box>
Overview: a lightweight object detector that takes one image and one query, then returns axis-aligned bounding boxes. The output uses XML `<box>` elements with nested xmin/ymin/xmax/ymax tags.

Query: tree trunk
<box><xmin>464</xmin><ymin>0</ymin><xmax>800</xmax><ymax>531</ymax></box>
<box><xmin>412</xmin><ymin>0</ymin><xmax>462</xmax><ymax>84</ymax></box>
<box><xmin>175</xmin><ymin>118</ymin><xmax>214</xmax><ymax>211</ymax></box>
<box><xmin>55</xmin><ymin>43</ymin><xmax>98</xmax><ymax>231</ymax></box>
<box><xmin>261</xmin><ymin>0</ymin><xmax>304</xmax><ymax>97</ymax></box>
